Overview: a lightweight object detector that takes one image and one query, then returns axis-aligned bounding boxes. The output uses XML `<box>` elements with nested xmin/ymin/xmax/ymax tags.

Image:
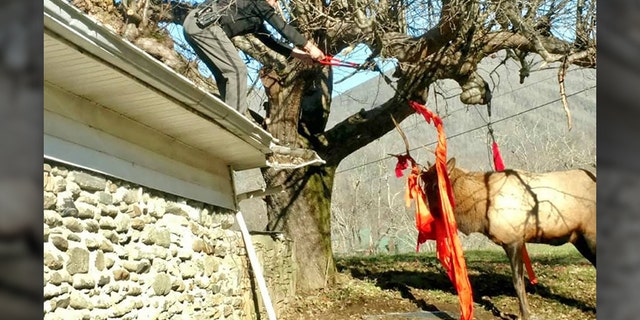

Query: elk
<box><xmin>421</xmin><ymin>158</ymin><xmax>596</xmax><ymax>320</ymax></box>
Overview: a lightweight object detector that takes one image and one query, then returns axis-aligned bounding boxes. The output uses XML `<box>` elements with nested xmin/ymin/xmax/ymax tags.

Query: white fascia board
<box><xmin>44</xmin><ymin>110</ymin><xmax>237</xmax><ymax>209</ymax></box>
<box><xmin>43</xmin><ymin>0</ymin><xmax>276</xmax><ymax>156</ymax></box>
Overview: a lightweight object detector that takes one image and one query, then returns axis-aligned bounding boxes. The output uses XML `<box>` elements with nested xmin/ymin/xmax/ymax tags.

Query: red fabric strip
<box><xmin>396</xmin><ymin>101</ymin><xmax>474</xmax><ymax>320</ymax></box>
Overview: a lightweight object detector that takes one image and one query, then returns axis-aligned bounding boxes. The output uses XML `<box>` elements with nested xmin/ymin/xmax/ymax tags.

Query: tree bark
<box><xmin>264</xmin><ymin>166</ymin><xmax>338</xmax><ymax>289</ymax></box>
<box><xmin>260</xmin><ymin>66</ymin><xmax>338</xmax><ymax>290</ymax></box>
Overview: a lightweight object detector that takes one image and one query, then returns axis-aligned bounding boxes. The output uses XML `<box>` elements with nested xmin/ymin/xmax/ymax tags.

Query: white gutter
<box><xmin>43</xmin><ymin>0</ymin><xmax>276</xmax><ymax>154</ymax></box>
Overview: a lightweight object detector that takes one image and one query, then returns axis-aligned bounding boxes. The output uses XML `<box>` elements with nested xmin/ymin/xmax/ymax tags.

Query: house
<box><xmin>44</xmin><ymin>0</ymin><xmax>278</xmax><ymax>209</ymax></box>
<box><xmin>43</xmin><ymin>0</ymin><xmax>295</xmax><ymax>318</ymax></box>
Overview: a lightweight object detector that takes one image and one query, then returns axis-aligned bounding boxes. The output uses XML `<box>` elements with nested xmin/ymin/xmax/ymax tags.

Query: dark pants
<box><xmin>183</xmin><ymin>10</ymin><xmax>248</xmax><ymax>114</ymax></box>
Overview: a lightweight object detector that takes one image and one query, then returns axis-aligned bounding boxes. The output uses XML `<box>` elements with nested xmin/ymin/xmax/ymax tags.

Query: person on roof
<box><xmin>183</xmin><ymin>0</ymin><xmax>326</xmax><ymax>116</ymax></box>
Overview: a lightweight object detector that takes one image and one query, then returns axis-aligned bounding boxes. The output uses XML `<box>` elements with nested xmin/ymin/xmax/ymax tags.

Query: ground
<box><xmin>280</xmin><ymin>244</ymin><xmax>596</xmax><ymax>320</ymax></box>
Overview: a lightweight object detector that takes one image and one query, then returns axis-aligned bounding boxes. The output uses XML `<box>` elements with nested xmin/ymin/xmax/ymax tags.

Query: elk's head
<box><xmin>420</xmin><ymin>158</ymin><xmax>457</xmax><ymax>213</ymax></box>
<box><xmin>422</xmin><ymin>157</ymin><xmax>457</xmax><ymax>186</ymax></box>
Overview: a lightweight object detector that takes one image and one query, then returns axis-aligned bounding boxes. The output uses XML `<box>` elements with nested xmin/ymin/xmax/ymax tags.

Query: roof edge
<box><xmin>43</xmin><ymin>0</ymin><xmax>276</xmax><ymax>155</ymax></box>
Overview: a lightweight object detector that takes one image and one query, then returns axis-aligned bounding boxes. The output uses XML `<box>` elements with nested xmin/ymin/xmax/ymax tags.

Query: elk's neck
<box><xmin>447</xmin><ymin>168</ymin><xmax>490</xmax><ymax>235</ymax></box>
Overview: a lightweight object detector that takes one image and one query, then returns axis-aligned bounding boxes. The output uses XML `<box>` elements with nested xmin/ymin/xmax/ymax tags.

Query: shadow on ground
<box><xmin>339</xmin><ymin>257</ymin><xmax>595</xmax><ymax>320</ymax></box>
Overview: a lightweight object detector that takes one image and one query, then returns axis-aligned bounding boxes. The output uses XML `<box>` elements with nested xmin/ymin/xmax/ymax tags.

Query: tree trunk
<box><xmin>264</xmin><ymin>166</ymin><xmax>337</xmax><ymax>290</ymax></box>
<box><xmin>260</xmin><ymin>67</ymin><xmax>337</xmax><ymax>290</ymax></box>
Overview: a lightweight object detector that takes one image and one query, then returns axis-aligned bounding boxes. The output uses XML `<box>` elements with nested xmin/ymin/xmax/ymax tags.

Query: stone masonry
<box><xmin>43</xmin><ymin>160</ymin><xmax>295</xmax><ymax>319</ymax></box>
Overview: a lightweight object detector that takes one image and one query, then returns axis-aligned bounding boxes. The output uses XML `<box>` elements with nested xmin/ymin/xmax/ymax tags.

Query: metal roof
<box><xmin>44</xmin><ymin>0</ymin><xmax>278</xmax><ymax>171</ymax></box>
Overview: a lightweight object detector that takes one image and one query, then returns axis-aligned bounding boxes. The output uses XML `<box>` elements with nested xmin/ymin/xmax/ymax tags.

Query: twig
<box><xmin>558</xmin><ymin>56</ymin><xmax>572</xmax><ymax>130</ymax></box>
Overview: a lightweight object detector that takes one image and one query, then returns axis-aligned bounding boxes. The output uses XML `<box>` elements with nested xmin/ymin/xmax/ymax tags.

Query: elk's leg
<box><xmin>504</xmin><ymin>242</ymin><xmax>529</xmax><ymax>320</ymax></box>
<box><xmin>573</xmin><ymin>234</ymin><xmax>596</xmax><ymax>268</ymax></box>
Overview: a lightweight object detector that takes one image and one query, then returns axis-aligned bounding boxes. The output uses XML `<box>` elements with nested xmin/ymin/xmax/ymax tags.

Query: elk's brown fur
<box><xmin>421</xmin><ymin>158</ymin><xmax>596</xmax><ymax>320</ymax></box>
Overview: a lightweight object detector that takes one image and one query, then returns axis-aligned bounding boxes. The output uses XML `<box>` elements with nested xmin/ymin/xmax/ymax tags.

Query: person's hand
<box><xmin>291</xmin><ymin>48</ymin><xmax>314</xmax><ymax>65</ymax></box>
<box><xmin>303</xmin><ymin>41</ymin><xmax>326</xmax><ymax>61</ymax></box>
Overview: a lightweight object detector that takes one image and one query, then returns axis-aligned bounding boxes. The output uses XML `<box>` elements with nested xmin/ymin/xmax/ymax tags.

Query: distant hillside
<box><xmin>329</xmin><ymin>52</ymin><xmax>596</xmax><ymax>254</ymax></box>
<box><xmin>237</xmin><ymin>52</ymin><xmax>596</xmax><ymax>253</ymax></box>
<box><xmin>330</xmin><ymin>54</ymin><xmax>595</xmax><ymax>172</ymax></box>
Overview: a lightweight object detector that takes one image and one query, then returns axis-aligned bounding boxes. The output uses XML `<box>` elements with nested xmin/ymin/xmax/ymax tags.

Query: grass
<box><xmin>281</xmin><ymin>244</ymin><xmax>596</xmax><ymax>320</ymax></box>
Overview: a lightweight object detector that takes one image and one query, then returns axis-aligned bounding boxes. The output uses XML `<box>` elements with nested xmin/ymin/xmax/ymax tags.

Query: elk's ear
<box><xmin>446</xmin><ymin>158</ymin><xmax>456</xmax><ymax>173</ymax></box>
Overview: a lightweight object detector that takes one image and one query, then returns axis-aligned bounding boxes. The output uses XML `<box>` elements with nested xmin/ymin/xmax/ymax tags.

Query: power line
<box><xmin>335</xmin><ymin>85</ymin><xmax>596</xmax><ymax>174</ymax></box>
<box><xmin>446</xmin><ymin>67</ymin><xmax>585</xmax><ymax>101</ymax></box>
<box><xmin>400</xmin><ymin>68</ymin><xmax>588</xmax><ymax>134</ymax></box>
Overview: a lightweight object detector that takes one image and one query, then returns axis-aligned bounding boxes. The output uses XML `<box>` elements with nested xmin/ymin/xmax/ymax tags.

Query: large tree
<box><xmin>73</xmin><ymin>0</ymin><xmax>596</xmax><ymax>290</ymax></box>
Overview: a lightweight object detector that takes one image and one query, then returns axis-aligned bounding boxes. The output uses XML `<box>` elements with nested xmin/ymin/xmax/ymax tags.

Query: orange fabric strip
<box><xmin>401</xmin><ymin>101</ymin><xmax>474</xmax><ymax>320</ymax></box>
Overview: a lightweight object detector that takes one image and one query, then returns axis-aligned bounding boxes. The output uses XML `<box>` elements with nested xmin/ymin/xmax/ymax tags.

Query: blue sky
<box><xmin>163</xmin><ymin>0</ymin><xmax>582</xmax><ymax>96</ymax></box>
<box><xmin>164</xmin><ymin>3</ymin><xmax>395</xmax><ymax>96</ymax></box>
<box><xmin>238</xmin><ymin>42</ymin><xmax>396</xmax><ymax>96</ymax></box>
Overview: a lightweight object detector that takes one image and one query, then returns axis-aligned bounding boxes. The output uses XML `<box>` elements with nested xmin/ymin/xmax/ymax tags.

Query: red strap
<box><xmin>317</xmin><ymin>55</ymin><xmax>361</xmax><ymax>68</ymax></box>
<box><xmin>522</xmin><ymin>244</ymin><xmax>538</xmax><ymax>284</ymax></box>
<box><xmin>394</xmin><ymin>154</ymin><xmax>413</xmax><ymax>178</ymax></box>
<box><xmin>491</xmin><ymin>141</ymin><xmax>505</xmax><ymax>171</ymax></box>
<box><xmin>397</xmin><ymin>101</ymin><xmax>474</xmax><ymax>320</ymax></box>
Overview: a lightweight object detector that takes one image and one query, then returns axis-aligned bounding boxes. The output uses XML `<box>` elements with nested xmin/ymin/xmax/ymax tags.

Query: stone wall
<box><xmin>43</xmin><ymin>160</ymin><xmax>295</xmax><ymax>319</ymax></box>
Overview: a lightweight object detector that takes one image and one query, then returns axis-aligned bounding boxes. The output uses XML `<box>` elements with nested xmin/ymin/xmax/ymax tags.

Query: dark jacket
<box><xmin>216</xmin><ymin>0</ymin><xmax>308</xmax><ymax>57</ymax></box>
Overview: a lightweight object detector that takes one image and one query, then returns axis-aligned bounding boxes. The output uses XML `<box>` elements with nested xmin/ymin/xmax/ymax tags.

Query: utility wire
<box><xmin>399</xmin><ymin>67</ymin><xmax>587</xmax><ymax>135</ymax></box>
<box><xmin>335</xmin><ymin>85</ymin><xmax>596</xmax><ymax>174</ymax></box>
